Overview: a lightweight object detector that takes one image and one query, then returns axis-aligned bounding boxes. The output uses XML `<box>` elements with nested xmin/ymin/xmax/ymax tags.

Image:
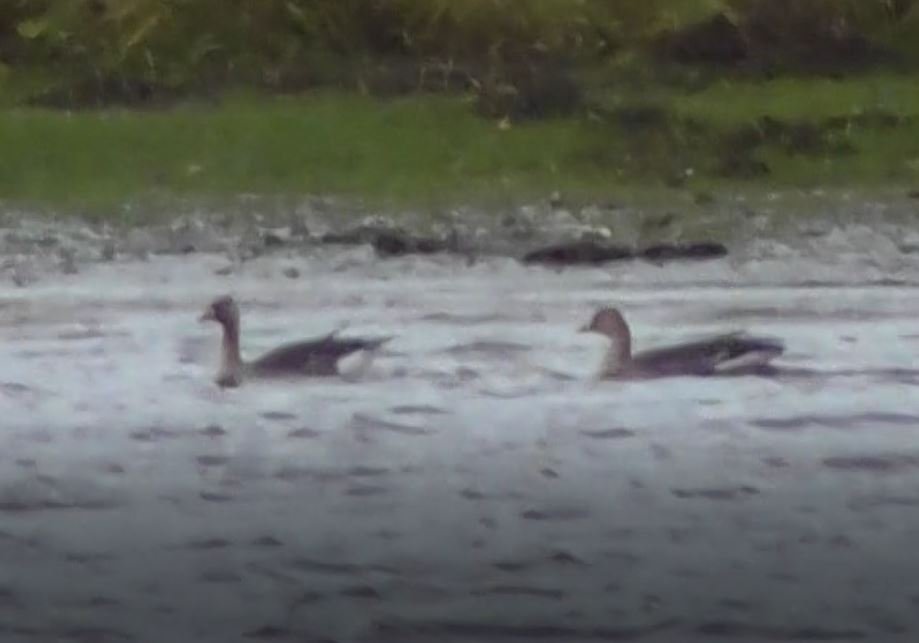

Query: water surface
<box><xmin>2</xmin><ymin>238</ymin><xmax>919</xmax><ymax>642</ymax></box>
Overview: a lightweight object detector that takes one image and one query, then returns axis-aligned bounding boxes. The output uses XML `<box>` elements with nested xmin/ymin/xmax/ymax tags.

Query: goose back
<box><xmin>626</xmin><ymin>332</ymin><xmax>784</xmax><ymax>377</ymax></box>
<box><xmin>249</xmin><ymin>333</ymin><xmax>389</xmax><ymax>376</ymax></box>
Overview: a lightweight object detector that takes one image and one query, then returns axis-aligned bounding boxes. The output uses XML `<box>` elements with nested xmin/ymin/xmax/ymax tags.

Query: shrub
<box><xmin>725</xmin><ymin>0</ymin><xmax>919</xmax><ymax>68</ymax></box>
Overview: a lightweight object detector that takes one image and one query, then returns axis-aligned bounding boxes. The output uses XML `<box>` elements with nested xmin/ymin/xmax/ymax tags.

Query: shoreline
<box><xmin>2</xmin><ymin>189</ymin><xmax>918</xmax><ymax>287</ymax></box>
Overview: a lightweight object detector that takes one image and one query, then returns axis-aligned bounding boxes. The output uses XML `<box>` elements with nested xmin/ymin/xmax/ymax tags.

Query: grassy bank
<box><xmin>1</xmin><ymin>75</ymin><xmax>919</xmax><ymax>215</ymax></box>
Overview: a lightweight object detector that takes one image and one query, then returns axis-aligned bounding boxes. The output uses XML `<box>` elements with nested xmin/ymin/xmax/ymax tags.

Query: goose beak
<box><xmin>199</xmin><ymin>308</ymin><xmax>216</xmax><ymax>323</ymax></box>
<box><xmin>578</xmin><ymin>323</ymin><xmax>591</xmax><ymax>333</ymax></box>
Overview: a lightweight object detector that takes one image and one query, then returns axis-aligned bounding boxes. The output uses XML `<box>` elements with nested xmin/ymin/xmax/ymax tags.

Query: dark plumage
<box><xmin>248</xmin><ymin>333</ymin><xmax>391</xmax><ymax>376</ymax></box>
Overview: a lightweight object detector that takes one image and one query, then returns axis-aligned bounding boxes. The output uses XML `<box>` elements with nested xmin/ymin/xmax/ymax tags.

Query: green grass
<box><xmin>690</xmin><ymin>75</ymin><xmax>919</xmax><ymax>186</ymax></box>
<box><xmin>674</xmin><ymin>75</ymin><xmax>919</xmax><ymax>124</ymax></box>
<box><xmin>1</xmin><ymin>77</ymin><xmax>919</xmax><ymax>216</ymax></box>
<box><xmin>0</xmin><ymin>92</ymin><xmax>611</xmax><ymax>210</ymax></box>
<box><xmin>594</xmin><ymin>73</ymin><xmax>919</xmax><ymax>187</ymax></box>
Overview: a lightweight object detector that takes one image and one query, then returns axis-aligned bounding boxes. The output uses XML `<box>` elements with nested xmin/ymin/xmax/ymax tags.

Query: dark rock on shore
<box><xmin>522</xmin><ymin>240</ymin><xmax>728</xmax><ymax>267</ymax></box>
<box><xmin>260</xmin><ymin>231</ymin><xmax>287</xmax><ymax>248</ymax></box>
<box><xmin>371</xmin><ymin>230</ymin><xmax>453</xmax><ymax>257</ymax></box>
<box><xmin>521</xmin><ymin>240</ymin><xmax>634</xmax><ymax>267</ymax></box>
<box><xmin>640</xmin><ymin>242</ymin><xmax>728</xmax><ymax>262</ymax></box>
<box><xmin>320</xmin><ymin>224</ymin><xmax>457</xmax><ymax>258</ymax></box>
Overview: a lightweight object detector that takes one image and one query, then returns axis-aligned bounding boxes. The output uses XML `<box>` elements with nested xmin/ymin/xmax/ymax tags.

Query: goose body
<box><xmin>200</xmin><ymin>296</ymin><xmax>390</xmax><ymax>387</ymax></box>
<box><xmin>581</xmin><ymin>307</ymin><xmax>783</xmax><ymax>379</ymax></box>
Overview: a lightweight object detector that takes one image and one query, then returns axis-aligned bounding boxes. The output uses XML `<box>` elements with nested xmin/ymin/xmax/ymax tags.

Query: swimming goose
<box><xmin>199</xmin><ymin>295</ymin><xmax>390</xmax><ymax>387</ymax></box>
<box><xmin>580</xmin><ymin>307</ymin><xmax>784</xmax><ymax>379</ymax></box>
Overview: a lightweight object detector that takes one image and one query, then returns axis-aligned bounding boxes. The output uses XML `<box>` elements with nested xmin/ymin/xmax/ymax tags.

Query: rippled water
<box><xmin>2</xmin><ymin>237</ymin><xmax>919</xmax><ymax>642</ymax></box>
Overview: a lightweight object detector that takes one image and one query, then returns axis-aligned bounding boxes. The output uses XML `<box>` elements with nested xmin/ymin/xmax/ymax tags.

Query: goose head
<box><xmin>580</xmin><ymin>306</ymin><xmax>632</xmax><ymax>373</ymax></box>
<box><xmin>581</xmin><ymin>307</ymin><xmax>629</xmax><ymax>340</ymax></box>
<box><xmin>200</xmin><ymin>295</ymin><xmax>243</xmax><ymax>388</ymax></box>
<box><xmin>200</xmin><ymin>295</ymin><xmax>239</xmax><ymax>329</ymax></box>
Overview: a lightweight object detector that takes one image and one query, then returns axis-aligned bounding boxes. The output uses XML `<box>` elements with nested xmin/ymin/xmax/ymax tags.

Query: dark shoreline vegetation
<box><xmin>1</xmin><ymin>1</ymin><xmax>919</xmax><ymax>216</ymax></box>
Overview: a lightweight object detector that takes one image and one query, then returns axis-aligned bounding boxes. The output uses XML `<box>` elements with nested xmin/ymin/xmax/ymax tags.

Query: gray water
<box><xmin>2</xmin><ymin>226</ymin><xmax>919</xmax><ymax>642</ymax></box>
